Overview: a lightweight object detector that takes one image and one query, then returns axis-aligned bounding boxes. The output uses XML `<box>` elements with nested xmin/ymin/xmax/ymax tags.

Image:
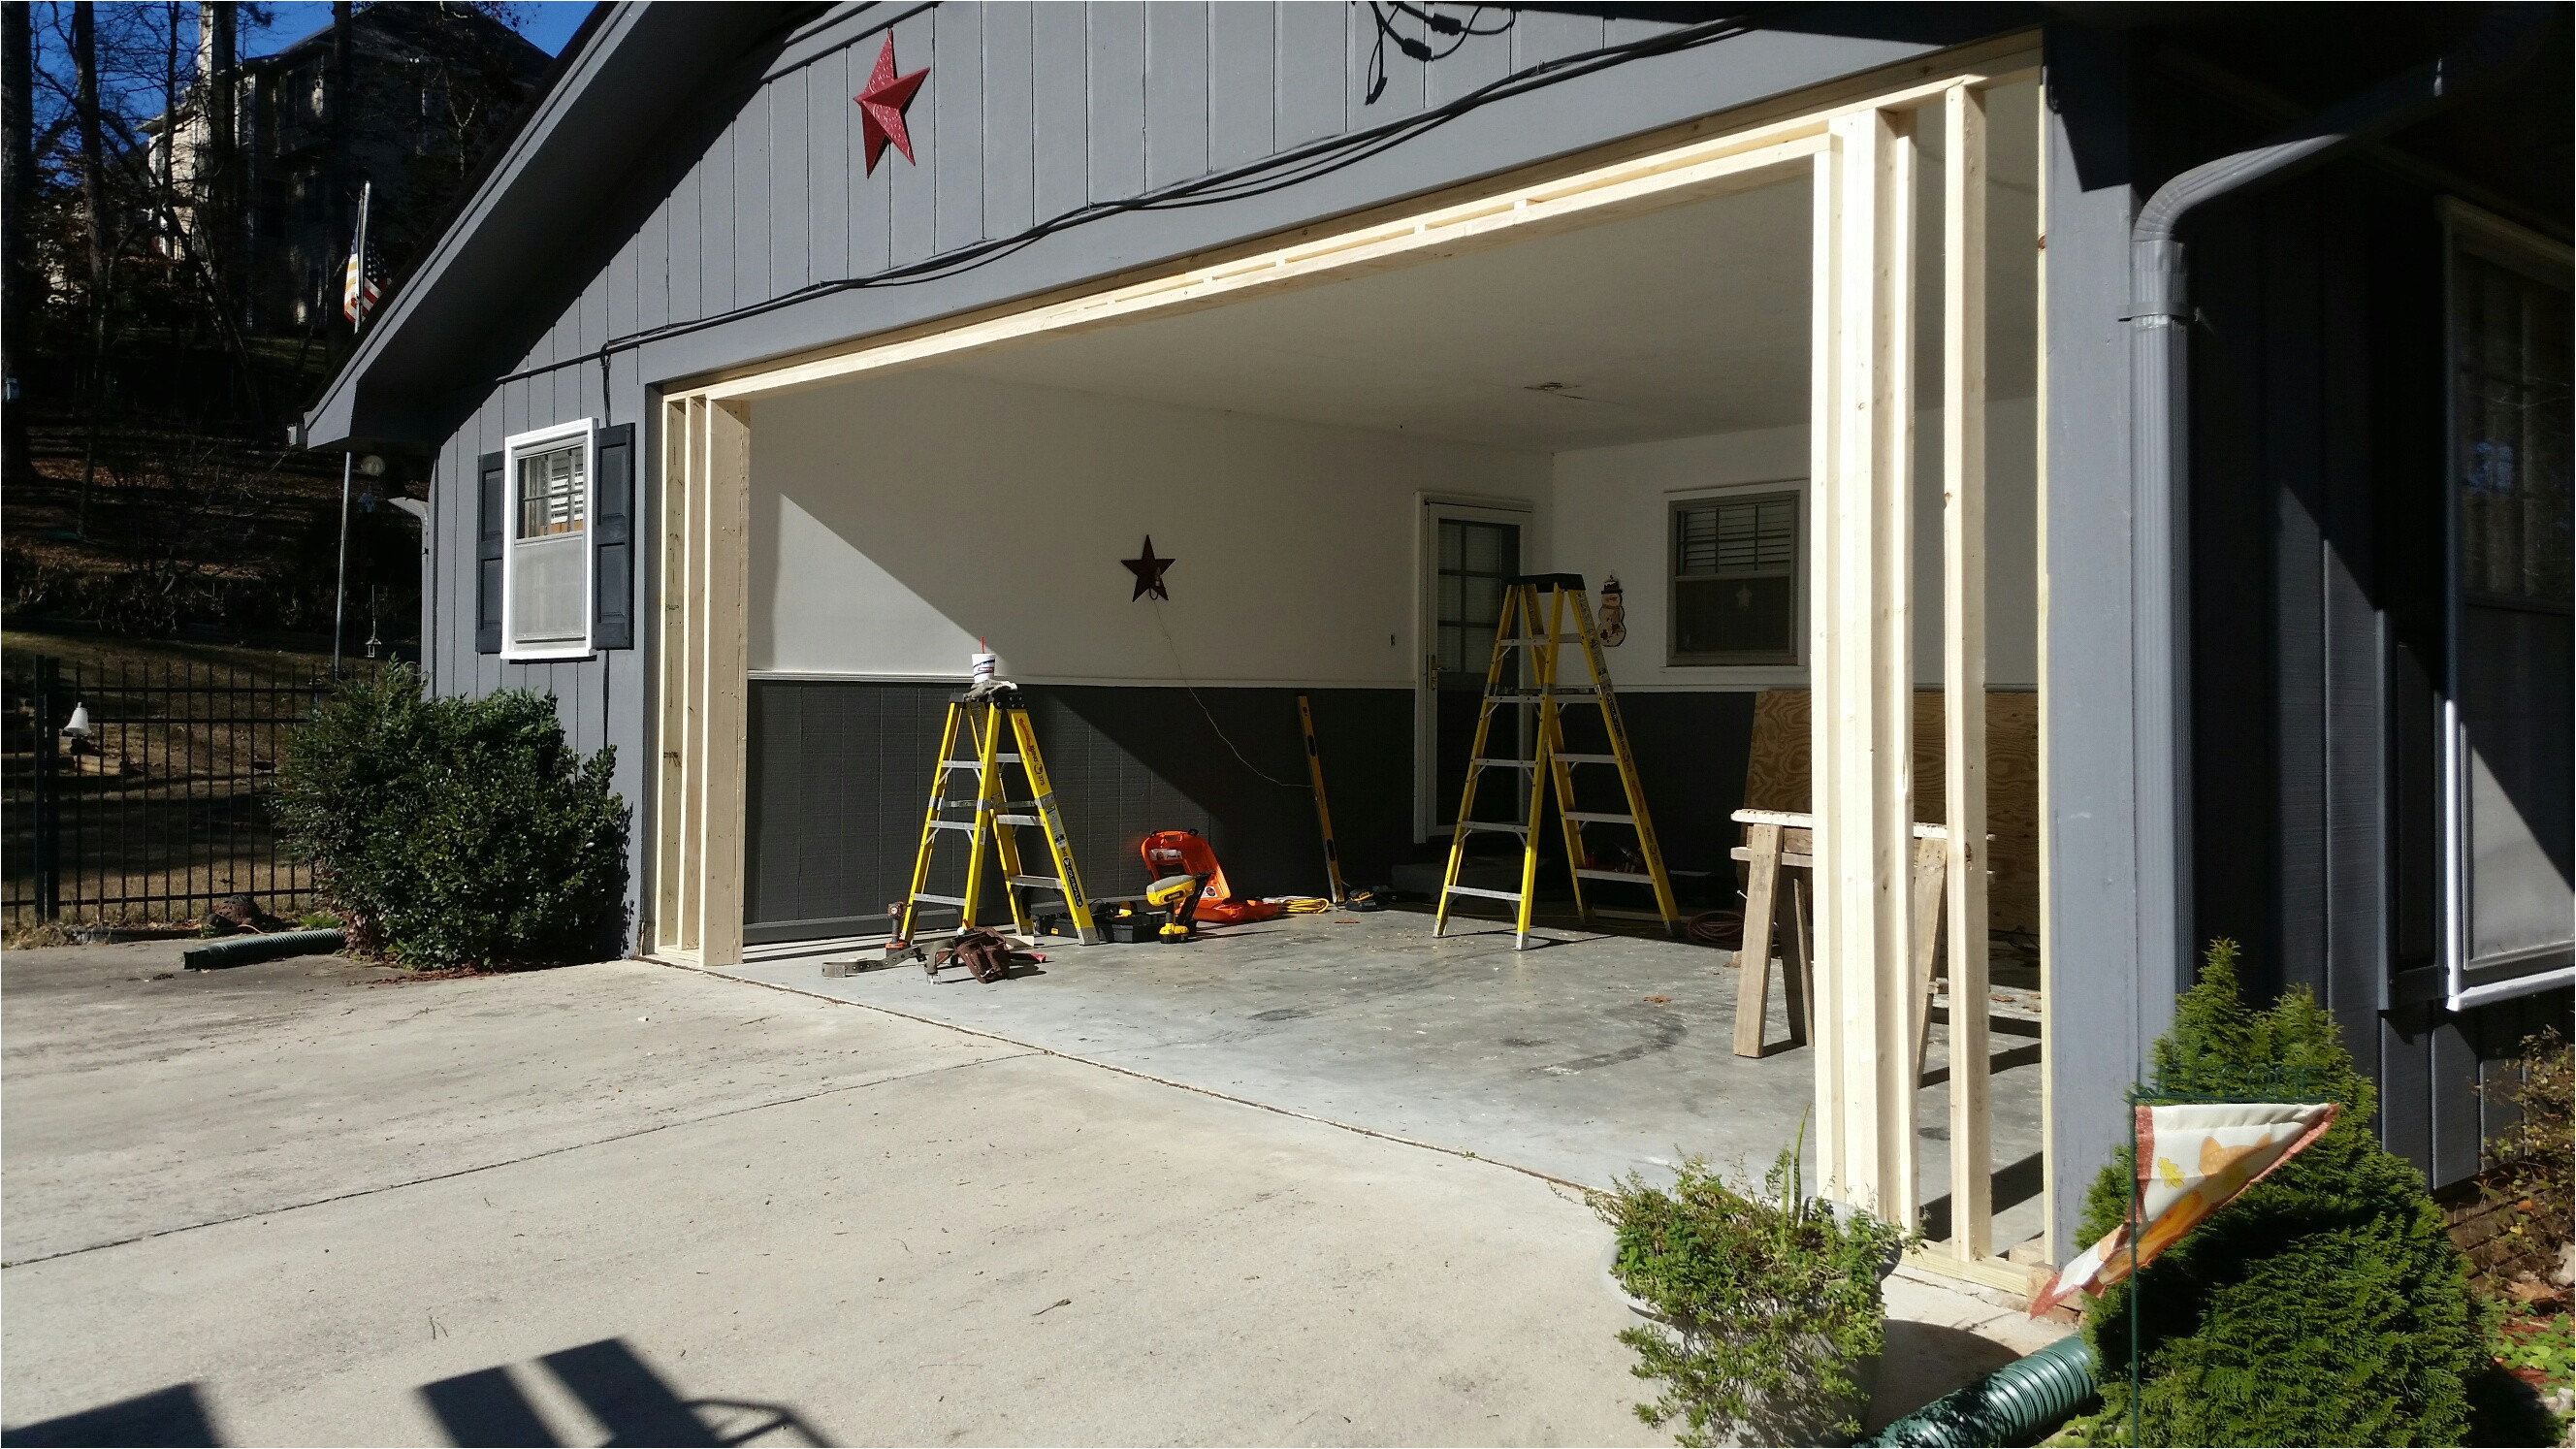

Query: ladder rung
<box><xmin>1470</xmin><ymin>757</ymin><xmax>1534</xmax><ymax>769</ymax></box>
<box><xmin>1457</xmin><ymin>821</ymin><xmax>1529</xmax><ymax>834</ymax></box>
<box><xmin>911</xmin><ymin>893</ymin><xmax>969</xmax><ymax>906</ymax></box>
<box><xmin>940</xmin><ymin>756</ymin><xmax>1021</xmax><ymax>767</ymax></box>
<box><xmin>940</xmin><ymin>798</ymin><xmax>987</xmax><ymax>809</ymax></box>
<box><xmin>1007</xmin><ymin>875</ymin><xmax>1068</xmax><ymax>890</ymax></box>
<box><xmin>1444</xmin><ymin>886</ymin><xmax>1524</xmax><ymax>902</ymax></box>
<box><xmin>926</xmin><ymin>820</ymin><xmax>975</xmax><ymax>832</ymax></box>
<box><xmin>996</xmin><ymin>814</ymin><xmax>1046</xmax><ymax>827</ymax></box>
<box><xmin>1556</xmin><ymin>753</ymin><xmax>1619</xmax><ymax>764</ymax></box>
<box><xmin>1574</xmin><ymin>868</ymin><xmax>1656</xmax><ymax>883</ymax></box>
<box><xmin>1498</xmin><ymin>634</ymin><xmax>1585</xmax><ymax>646</ymax></box>
<box><xmin>1562</xmin><ymin>811</ymin><xmax>1636</xmax><ymax>824</ymax></box>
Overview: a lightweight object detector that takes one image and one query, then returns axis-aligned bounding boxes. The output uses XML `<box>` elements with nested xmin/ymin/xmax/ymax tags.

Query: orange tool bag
<box><xmin>1138</xmin><ymin>829</ymin><xmax>1283</xmax><ymax>925</ymax></box>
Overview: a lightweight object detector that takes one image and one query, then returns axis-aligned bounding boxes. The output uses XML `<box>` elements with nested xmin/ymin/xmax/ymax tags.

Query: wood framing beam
<box><xmin>1941</xmin><ymin>81</ymin><xmax>1994</xmax><ymax>1263</ymax></box>
<box><xmin>1812</xmin><ymin>102</ymin><xmax>1920</xmax><ymax>1222</ymax></box>
<box><xmin>694</xmin><ymin>400</ymin><xmax>751</xmax><ymax>968</ymax></box>
<box><xmin>653</xmin><ymin>395</ymin><xmax>692</xmax><ymax>957</ymax></box>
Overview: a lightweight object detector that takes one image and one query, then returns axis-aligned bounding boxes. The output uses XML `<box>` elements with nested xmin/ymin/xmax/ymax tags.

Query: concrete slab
<box><xmin>3</xmin><ymin>939</ymin><xmax>2063</xmax><ymax>1447</ymax></box>
<box><xmin>719</xmin><ymin>910</ymin><xmax>2048</xmax><ymax>1248</ymax></box>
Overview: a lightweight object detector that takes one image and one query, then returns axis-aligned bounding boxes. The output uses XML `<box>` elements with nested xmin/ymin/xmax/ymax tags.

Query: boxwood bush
<box><xmin>275</xmin><ymin>666</ymin><xmax>628</xmax><ymax>968</ymax></box>
<box><xmin>2077</xmin><ymin>940</ymin><xmax>2484</xmax><ymax>1446</ymax></box>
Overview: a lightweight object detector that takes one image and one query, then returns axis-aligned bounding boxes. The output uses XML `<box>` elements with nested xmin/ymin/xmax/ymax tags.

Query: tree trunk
<box><xmin>200</xmin><ymin>0</ymin><xmax>236</xmax><ymax>318</ymax></box>
<box><xmin>72</xmin><ymin>0</ymin><xmax>106</xmax><ymax>538</ymax></box>
<box><xmin>2</xmin><ymin>0</ymin><xmax>34</xmax><ymax>486</ymax></box>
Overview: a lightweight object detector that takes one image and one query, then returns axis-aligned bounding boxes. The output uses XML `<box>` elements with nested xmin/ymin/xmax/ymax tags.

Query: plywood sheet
<box><xmin>1740</xmin><ymin>688</ymin><xmax>2039</xmax><ymax>936</ymax></box>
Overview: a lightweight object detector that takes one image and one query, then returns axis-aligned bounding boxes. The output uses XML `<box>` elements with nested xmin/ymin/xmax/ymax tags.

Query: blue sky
<box><xmin>242</xmin><ymin>1</ymin><xmax>592</xmax><ymax>61</ymax></box>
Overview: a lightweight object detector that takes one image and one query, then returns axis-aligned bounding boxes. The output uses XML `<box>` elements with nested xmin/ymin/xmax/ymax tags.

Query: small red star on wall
<box><xmin>855</xmin><ymin>36</ymin><xmax>927</xmax><ymax>174</ymax></box>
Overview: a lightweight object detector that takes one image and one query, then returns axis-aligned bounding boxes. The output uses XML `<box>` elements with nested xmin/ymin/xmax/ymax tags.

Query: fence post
<box><xmin>31</xmin><ymin>655</ymin><xmax>59</xmax><ymax>920</ymax></box>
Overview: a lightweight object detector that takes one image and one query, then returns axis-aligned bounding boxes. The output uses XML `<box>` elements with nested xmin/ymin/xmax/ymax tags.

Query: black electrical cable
<box><xmin>485</xmin><ymin>9</ymin><xmax>1759</xmax><ymax>391</ymax></box>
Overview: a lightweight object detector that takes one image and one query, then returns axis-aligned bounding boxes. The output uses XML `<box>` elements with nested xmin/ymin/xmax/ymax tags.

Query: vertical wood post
<box><xmin>1812</xmin><ymin>104</ymin><xmax>1919</xmax><ymax>1221</ymax></box>
<box><xmin>1942</xmin><ymin>81</ymin><xmax>1994</xmax><ymax>1262</ymax></box>
<box><xmin>653</xmin><ymin>396</ymin><xmax>692</xmax><ymax>956</ymax></box>
<box><xmin>696</xmin><ymin>400</ymin><xmax>751</xmax><ymax>967</ymax></box>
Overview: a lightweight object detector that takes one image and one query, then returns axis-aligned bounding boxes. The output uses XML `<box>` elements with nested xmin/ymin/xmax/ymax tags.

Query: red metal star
<box><xmin>1123</xmin><ymin>537</ymin><xmax>1175</xmax><ymax>601</ymax></box>
<box><xmin>854</xmin><ymin>36</ymin><xmax>928</xmax><ymax>174</ymax></box>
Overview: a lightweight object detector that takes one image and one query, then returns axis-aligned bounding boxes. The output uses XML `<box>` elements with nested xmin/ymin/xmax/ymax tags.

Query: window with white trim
<box><xmin>1670</xmin><ymin>487</ymin><xmax>1802</xmax><ymax>666</ymax></box>
<box><xmin>504</xmin><ymin>421</ymin><xmax>594</xmax><ymax>659</ymax></box>
<box><xmin>2442</xmin><ymin>204</ymin><xmax>2572</xmax><ymax>1007</ymax></box>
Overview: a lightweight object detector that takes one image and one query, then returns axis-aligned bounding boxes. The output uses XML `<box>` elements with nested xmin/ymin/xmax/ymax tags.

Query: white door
<box><xmin>1417</xmin><ymin>499</ymin><xmax>1529</xmax><ymax>840</ymax></box>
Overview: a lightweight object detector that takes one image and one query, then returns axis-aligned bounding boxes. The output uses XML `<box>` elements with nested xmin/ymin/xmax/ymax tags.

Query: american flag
<box><xmin>342</xmin><ymin>182</ymin><xmax>383</xmax><ymax>327</ymax></box>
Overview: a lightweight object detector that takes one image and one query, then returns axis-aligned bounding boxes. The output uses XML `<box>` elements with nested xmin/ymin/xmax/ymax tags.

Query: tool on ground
<box><xmin>895</xmin><ymin>684</ymin><xmax>1100</xmax><ymax>955</ymax></box>
<box><xmin>1295</xmin><ymin>693</ymin><xmax>1348</xmax><ymax>905</ymax></box>
<box><xmin>930</xmin><ymin>926</ymin><xmax>1019</xmax><ymax>982</ymax></box>
<box><xmin>1139</xmin><ymin>829</ymin><xmax>1282</xmax><ymax>925</ymax></box>
<box><xmin>1144</xmin><ymin>872</ymin><xmax>1209</xmax><ymax>942</ymax></box>
<box><xmin>1433</xmin><ymin>573</ymin><xmax>1681</xmax><ymax>950</ymax></box>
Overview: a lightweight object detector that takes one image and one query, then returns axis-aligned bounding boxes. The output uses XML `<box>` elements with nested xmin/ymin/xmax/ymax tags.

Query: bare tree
<box><xmin>71</xmin><ymin>0</ymin><xmax>105</xmax><ymax>537</ymax></box>
<box><xmin>3</xmin><ymin>0</ymin><xmax>34</xmax><ymax>486</ymax></box>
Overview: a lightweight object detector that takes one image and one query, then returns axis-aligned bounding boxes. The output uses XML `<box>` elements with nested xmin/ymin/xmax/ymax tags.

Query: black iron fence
<box><xmin>4</xmin><ymin>656</ymin><xmax>335</xmax><ymax>924</ymax></box>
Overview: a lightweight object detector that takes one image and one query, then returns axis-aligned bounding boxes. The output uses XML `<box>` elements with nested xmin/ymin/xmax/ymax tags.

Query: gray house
<box><xmin>301</xmin><ymin>2</ymin><xmax>2571</xmax><ymax>1286</ymax></box>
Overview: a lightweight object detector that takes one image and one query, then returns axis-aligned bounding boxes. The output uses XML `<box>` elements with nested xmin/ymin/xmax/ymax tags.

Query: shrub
<box><xmin>2478</xmin><ymin>1028</ymin><xmax>2573</xmax><ymax>1283</ymax></box>
<box><xmin>275</xmin><ymin>666</ymin><xmax>628</xmax><ymax>968</ymax></box>
<box><xmin>2076</xmin><ymin>941</ymin><xmax>2484</xmax><ymax>1446</ymax></box>
<box><xmin>1592</xmin><ymin>1130</ymin><xmax>1905</xmax><ymax>1446</ymax></box>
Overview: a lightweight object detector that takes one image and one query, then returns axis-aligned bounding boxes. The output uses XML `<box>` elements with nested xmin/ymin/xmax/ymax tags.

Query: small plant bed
<box><xmin>1592</xmin><ymin>1130</ymin><xmax>1907</xmax><ymax>1447</ymax></box>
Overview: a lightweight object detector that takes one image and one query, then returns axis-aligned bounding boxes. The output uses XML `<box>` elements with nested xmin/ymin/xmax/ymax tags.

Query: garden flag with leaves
<box><xmin>2030</xmin><ymin>1101</ymin><xmax>2337</xmax><ymax>1317</ymax></box>
<box><xmin>342</xmin><ymin>181</ymin><xmax>382</xmax><ymax>328</ymax></box>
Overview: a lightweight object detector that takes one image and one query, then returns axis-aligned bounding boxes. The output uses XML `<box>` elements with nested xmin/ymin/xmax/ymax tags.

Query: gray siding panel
<box><xmin>809</xmin><ymin>43</ymin><xmax>850</xmax><ymax>285</ymax></box>
<box><xmin>1207</xmin><ymin>3</ymin><xmax>1272</xmax><ymax>172</ymax></box>
<box><xmin>2039</xmin><ymin>23</ymin><xmax>2143</xmax><ymax>1257</ymax></box>
<box><xmin>888</xmin><ymin>8</ymin><xmax>937</xmax><ymax>266</ymax></box>
<box><xmin>1031</xmin><ymin>3</ymin><xmax>1088</xmax><ymax>220</ymax></box>
<box><xmin>1144</xmin><ymin>3</ymin><xmax>1208</xmax><ymax>190</ymax></box>
<box><xmin>1429</xmin><ymin>11</ymin><xmax>1513</xmax><ymax>108</ymax></box>
<box><xmin>1514</xmin><ymin>8</ymin><xmax>1604</xmax><ymax>69</ymax></box>
<box><xmin>1273</xmin><ymin>2</ymin><xmax>1342</xmax><ymax>148</ymax></box>
<box><xmin>982</xmin><ymin>3</ymin><xmax>1036</xmax><ymax>241</ymax></box>
<box><xmin>933</xmin><ymin>1</ymin><xmax>983</xmax><ymax>253</ymax></box>
<box><xmin>772</xmin><ymin>67</ymin><xmax>813</xmax><ymax>296</ymax></box>
<box><xmin>1087</xmin><ymin>4</ymin><xmax>1146</xmax><ymax>202</ymax></box>
<box><xmin>736</xmin><ymin>90</ymin><xmax>774</xmax><ymax>305</ymax></box>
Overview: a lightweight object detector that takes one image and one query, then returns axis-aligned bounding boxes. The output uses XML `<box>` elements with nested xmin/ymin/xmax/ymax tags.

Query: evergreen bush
<box><xmin>275</xmin><ymin>666</ymin><xmax>628</xmax><ymax>968</ymax></box>
<box><xmin>1592</xmin><ymin>1130</ymin><xmax>1906</xmax><ymax>1446</ymax></box>
<box><xmin>2076</xmin><ymin>941</ymin><xmax>2484</xmax><ymax>1446</ymax></box>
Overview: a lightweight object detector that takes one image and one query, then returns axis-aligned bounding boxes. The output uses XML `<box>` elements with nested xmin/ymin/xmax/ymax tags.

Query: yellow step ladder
<box><xmin>897</xmin><ymin>687</ymin><xmax>1100</xmax><ymax>948</ymax></box>
<box><xmin>1433</xmin><ymin>573</ymin><xmax>1680</xmax><ymax>950</ymax></box>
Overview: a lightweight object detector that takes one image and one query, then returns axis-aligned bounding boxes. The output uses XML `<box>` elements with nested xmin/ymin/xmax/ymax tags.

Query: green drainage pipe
<box><xmin>1858</xmin><ymin>1334</ymin><xmax>2098</xmax><ymax>1447</ymax></box>
<box><xmin>181</xmin><ymin>929</ymin><xmax>346</xmax><ymax>972</ymax></box>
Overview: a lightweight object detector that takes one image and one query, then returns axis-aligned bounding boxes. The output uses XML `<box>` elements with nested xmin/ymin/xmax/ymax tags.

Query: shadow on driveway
<box><xmin>1</xmin><ymin>1338</ymin><xmax>829</xmax><ymax>1447</ymax></box>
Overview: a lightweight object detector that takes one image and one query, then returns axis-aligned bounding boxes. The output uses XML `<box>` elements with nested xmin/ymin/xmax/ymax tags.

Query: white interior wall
<box><xmin>752</xmin><ymin>370</ymin><xmax>1550</xmax><ymax>685</ymax></box>
<box><xmin>1546</xmin><ymin>397</ymin><xmax>2040</xmax><ymax>690</ymax></box>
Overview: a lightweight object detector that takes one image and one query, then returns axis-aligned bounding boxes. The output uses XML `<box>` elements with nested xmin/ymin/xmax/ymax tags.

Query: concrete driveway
<box><xmin>1</xmin><ymin>942</ymin><xmax>2057</xmax><ymax>1446</ymax></box>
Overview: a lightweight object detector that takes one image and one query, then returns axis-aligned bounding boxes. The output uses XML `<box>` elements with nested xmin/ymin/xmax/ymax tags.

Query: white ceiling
<box><xmin>934</xmin><ymin>83</ymin><xmax>2038</xmax><ymax>454</ymax></box>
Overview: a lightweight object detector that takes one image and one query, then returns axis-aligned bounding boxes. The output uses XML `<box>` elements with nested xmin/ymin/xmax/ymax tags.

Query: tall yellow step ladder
<box><xmin>1433</xmin><ymin>573</ymin><xmax>1680</xmax><ymax>950</ymax></box>
<box><xmin>897</xmin><ymin>686</ymin><xmax>1101</xmax><ymax>949</ymax></box>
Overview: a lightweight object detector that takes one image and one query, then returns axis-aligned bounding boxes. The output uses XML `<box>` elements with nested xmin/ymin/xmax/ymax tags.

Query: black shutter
<box><xmin>475</xmin><ymin>450</ymin><xmax>504</xmax><ymax>655</ymax></box>
<box><xmin>593</xmin><ymin>422</ymin><xmax>636</xmax><ymax>649</ymax></box>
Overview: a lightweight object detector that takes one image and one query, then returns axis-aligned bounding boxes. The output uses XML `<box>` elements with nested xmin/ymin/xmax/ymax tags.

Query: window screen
<box><xmin>1671</xmin><ymin>491</ymin><xmax>1799</xmax><ymax>664</ymax></box>
<box><xmin>2448</xmin><ymin>236</ymin><xmax>2572</xmax><ymax>995</ymax></box>
<box><xmin>510</xmin><ymin>438</ymin><xmax>589</xmax><ymax>650</ymax></box>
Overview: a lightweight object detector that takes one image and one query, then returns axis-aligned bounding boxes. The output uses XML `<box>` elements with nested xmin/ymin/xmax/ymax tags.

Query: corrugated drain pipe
<box><xmin>2128</xmin><ymin>3</ymin><xmax>2551</xmax><ymax>1017</ymax></box>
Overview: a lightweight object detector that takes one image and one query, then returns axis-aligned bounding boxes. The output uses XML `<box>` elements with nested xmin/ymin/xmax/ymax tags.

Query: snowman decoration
<box><xmin>1597</xmin><ymin>574</ymin><xmax>1626</xmax><ymax>647</ymax></box>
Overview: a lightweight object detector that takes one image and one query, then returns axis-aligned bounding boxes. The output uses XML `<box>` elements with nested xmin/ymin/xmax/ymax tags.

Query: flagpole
<box><xmin>333</xmin><ymin>180</ymin><xmax>370</xmax><ymax>678</ymax></box>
